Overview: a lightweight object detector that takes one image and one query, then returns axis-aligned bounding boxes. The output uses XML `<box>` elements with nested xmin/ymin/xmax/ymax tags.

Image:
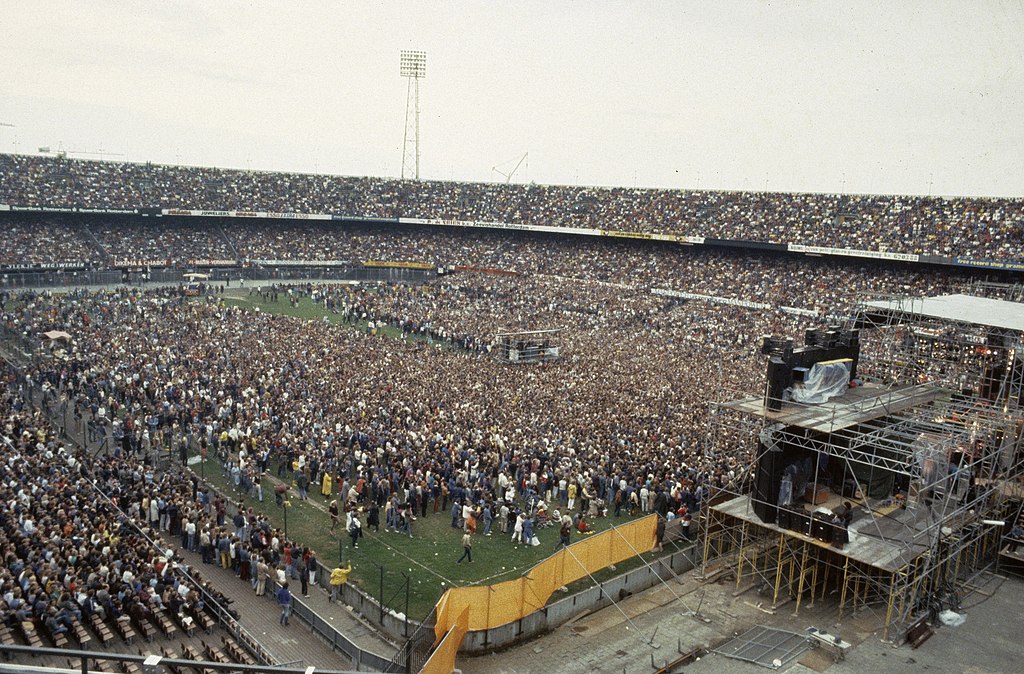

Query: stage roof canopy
<box><xmin>863</xmin><ymin>294</ymin><xmax>1024</xmax><ymax>332</ymax></box>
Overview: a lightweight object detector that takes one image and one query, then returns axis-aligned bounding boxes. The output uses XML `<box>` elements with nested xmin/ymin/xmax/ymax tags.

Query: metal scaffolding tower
<box><xmin>400</xmin><ymin>50</ymin><xmax>426</xmax><ymax>181</ymax></box>
<box><xmin>700</xmin><ymin>294</ymin><xmax>1024</xmax><ymax>644</ymax></box>
<box><xmin>494</xmin><ymin>327</ymin><xmax>563</xmax><ymax>364</ymax></box>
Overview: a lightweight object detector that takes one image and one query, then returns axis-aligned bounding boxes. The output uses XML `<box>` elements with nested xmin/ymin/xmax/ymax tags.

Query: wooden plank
<box><xmin>90</xmin><ymin>614</ymin><xmax>115</xmax><ymax>645</ymax></box>
<box><xmin>114</xmin><ymin>616</ymin><xmax>136</xmax><ymax>645</ymax></box>
<box><xmin>18</xmin><ymin>621</ymin><xmax>42</xmax><ymax>648</ymax></box>
<box><xmin>71</xmin><ymin>618</ymin><xmax>93</xmax><ymax>647</ymax></box>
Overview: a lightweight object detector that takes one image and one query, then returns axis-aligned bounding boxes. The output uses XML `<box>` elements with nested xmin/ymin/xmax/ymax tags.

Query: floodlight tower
<box><xmin>400</xmin><ymin>49</ymin><xmax>426</xmax><ymax>180</ymax></box>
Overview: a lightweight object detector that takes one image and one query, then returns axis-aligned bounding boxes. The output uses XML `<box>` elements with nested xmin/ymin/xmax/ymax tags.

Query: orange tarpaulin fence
<box><xmin>420</xmin><ymin>605</ymin><xmax>469</xmax><ymax>674</ymax></box>
<box><xmin>432</xmin><ymin>514</ymin><xmax>657</xmax><ymax>647</ymax></box>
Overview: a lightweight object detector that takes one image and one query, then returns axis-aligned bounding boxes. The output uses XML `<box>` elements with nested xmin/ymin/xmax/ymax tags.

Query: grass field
<box><xmin>220</xmin><ymin>291</ymin><xmax>450</xmax><ymax>348</ymax></box>
<box><xmin>191</xmin><ymin>290</ymin><xmax>667</xmax><ymax>620</ymax></box>
<box><xmin>191</xmin><ymin>454</ymin><xmax>665</xmax><ymax>620</ymax></box>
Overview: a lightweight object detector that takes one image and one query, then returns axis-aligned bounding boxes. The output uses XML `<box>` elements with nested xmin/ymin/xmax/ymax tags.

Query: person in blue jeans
<box><xmin>482</xmin><ymin>504</ymin><xmax>493</xmax><ymax>536</ymax></box>
<box><xmin>277</xmin><ymin>581</ymin><xmax>292</xmax><ymax>626</ymax></box>
<box><xmin>522</xmin><ymin>516</ymin><xmax>534</xmax><ymax>546</ymax></box>
<box><xmin>456</xmin><ymin>532</ymin><xmax>473</xmax><ymax>564</ymax></box>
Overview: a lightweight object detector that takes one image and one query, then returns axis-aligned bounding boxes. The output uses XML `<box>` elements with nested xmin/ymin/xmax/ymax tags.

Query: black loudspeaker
<box><xmin>789</xmin><ymin>508</ymin><xmax>811</xmax><ymax>536</ymax></box>
<box><xmin>847</xmin><ymin>334</ymin><xmax>861</xmax><ymax>379</ymax></box>
<box><xmin>811</xmin><ymin>513</ymin><xmax>833</xmax><ymax>542</ymax></box>
<box><xmin>777</xmin><ymin>506</ymin><xmax>793</xmax><ymax>530</ymax></box>
<box><xmin>765</xmin><ymin>357</ymin><xmax>790</xmax><ymax>412</ymax></box>
<box><xmin>752</xmin><ymin>446</ymin><xmax>782</xmax><ymax>524</ymax></box>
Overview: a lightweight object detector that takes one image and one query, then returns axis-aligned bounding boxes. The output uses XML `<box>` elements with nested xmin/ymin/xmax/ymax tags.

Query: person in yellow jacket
<box><xmin>321</xmin><ymin>472</ymin><xmax>333</xmax><ymax>499</ymax></box>
<box><xmin>328</xmin><ymin>562</ymin><xmax>352</xmax><ymax>603</ymax></box>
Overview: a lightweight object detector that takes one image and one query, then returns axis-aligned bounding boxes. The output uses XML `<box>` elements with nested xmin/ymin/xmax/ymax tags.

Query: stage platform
<box><xmin>721</xmin><ymin>382</ymin><xmax>945</xmax><ymax>433</ymax></box>
<box><xmin>713</xmin><ymin>494</ymin><xmax>932</xmax><ymax>572</ymax></box>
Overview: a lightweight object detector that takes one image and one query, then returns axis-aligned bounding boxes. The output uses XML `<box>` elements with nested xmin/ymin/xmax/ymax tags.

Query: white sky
<box><xmin>1</xmin><ymin>1</ymin><xmax>1022</xmax><ymax>197</ymax></box>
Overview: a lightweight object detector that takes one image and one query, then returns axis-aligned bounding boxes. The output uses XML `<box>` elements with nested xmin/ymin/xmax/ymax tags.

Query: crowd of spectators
<box><xmin>0</xmin><ymin>206</ymin><xmax>997</xmax><ymax>661</ymax></box>
<box><xmin>2</xmin><ymin>153</ymin><xmax>1022</xmax><ymax>260</ymax></box>
<box><xmin>0</xmin><ymin>366</ymin><xmax>260</xmax><ymax>649</ymax></box>
<box><xmin>0</xmin><ymin>152</ymin><xmax>1011</xmax><ymax>650</ymax></box>
<box><xmin>0</xmin><ymin>219</ymin><xmax>104</xmax><ymax>267</ymax></box>
<box><xmin>0</xmin><ymin>212</ymin><xmax>997</xmax><ymax>316</ymax></box>
<box><xmin>1</xmin><ymin>234</ymin><xmax>972</xmax><ymax>565</ymax></box>
<box><xmin>223</xmin><ymin>220</ymin><xmax>482</xmax><ymax>263</ymax></box>
<box><xmin>89</xmin><ymin>220</ymin><xmax>237</xmax><ymax>264</ymax></box>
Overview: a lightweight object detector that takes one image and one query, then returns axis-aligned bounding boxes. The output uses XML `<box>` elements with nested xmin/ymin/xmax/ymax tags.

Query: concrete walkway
<box><xmin>176</xmin><ymin>544</ymin><xmax>400</xmax><ymax>671</ymax></box>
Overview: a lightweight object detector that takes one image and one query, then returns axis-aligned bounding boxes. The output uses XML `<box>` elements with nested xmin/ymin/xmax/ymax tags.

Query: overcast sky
<box><xmin>2</xmin><ymin>1</ymin><xmax>1022</xmax><ymax>197</ymax></box>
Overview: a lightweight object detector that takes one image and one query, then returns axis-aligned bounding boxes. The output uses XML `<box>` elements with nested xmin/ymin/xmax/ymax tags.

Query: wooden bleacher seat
<box><xmin>89</xmin><ymin>613</ymin><xmax>115</xmax><ymax>645</ymax></box>
<box><xmin>114</xmin><ymin>615</ymin><xmax>136</xmax><ymax>645</ymax></box>
<box><xmin>43</xmin><ymin>622</ymin><xmax>69</xmax><ymax>649</ymax></box>
<box><xmin>188</xmin><ymin>605</ymin><xmax>214</xmax><ymax>634</ymax></box>
<box><xmin>70</xmin><ymin>616</ymin><xmax>93</xmax><ymax>647</ymax></box>
<box><xmin>171</xmin><ymin>610</ymin><xmax>196</xmax><ymax>638</ymax></box>
<box><xmin>200</xmin><ymin>639</ymin><xmax>229</xmax><ymax>664</ymax></box>
<box><xmin>152</xmin><ymin>607</ymin><xmax>178</xmax><ymax>638</ymax></box>
<box><xmin>0</xmin><ymin>622</ymin><xmax>16</xmax><ymax>659</ymax></box>
<box><xmin>130</xmin><ymin>613</ymin><xmax>156</xmax><ymax>643</ymax></box>
<box><xmin>18</xmin><ymin>620</ymin><xmax>43</xmax><ymax>648</ymax></box>
<box><xmin>53</xmin><ymin>631</ymin><xmax>69</xmax><ymax>648</ymax></box>
<box><xmin>221</xmin><ymin>636</ymin><xmax>256</xmax><ymax>666</ymax></box>
<box><xmin>182</xmin><ymin>644</ymin><xmax>216</xmax><ymax>674</ymax></box>
<box><xmin>160</xmin><ymin>647</ymin><xmax>183</xmax><ymax>674</ymax></box>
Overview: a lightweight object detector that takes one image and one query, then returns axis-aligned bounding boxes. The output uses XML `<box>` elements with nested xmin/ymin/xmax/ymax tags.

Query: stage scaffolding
<box><xmin>700</xmin><ymin>294</ymin><xmax>1024</xmax><ymax>643</ymax></box>
<box><xmin>494</xmin><ymin>328</ymin><xmax>562</xmax><ymax>364</ymax></box>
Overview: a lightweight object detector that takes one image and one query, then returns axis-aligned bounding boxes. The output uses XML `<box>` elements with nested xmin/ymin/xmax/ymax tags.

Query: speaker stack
<box><xmin>752</xmin><ymin>445</ymin><xmax>783</xmax><ymax>524</ymax></box>
<box><xmin>765</xmin><ymin>357</ymin><xmax>790</xmax><ymax>412</ymax></box>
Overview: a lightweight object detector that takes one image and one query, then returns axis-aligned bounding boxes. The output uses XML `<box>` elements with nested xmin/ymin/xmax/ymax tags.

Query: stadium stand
<box><xmin>2</xmin><ymin>153</ymin><xmax>1023</xmax><ymax>261</ymax></box>
<box><xmin>0</xmin><ymin>371</ymin><xmax>268</xmax><ymax>668</ymax></box>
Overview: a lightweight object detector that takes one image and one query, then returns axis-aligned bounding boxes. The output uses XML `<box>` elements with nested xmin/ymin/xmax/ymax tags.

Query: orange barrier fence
<box><xmin>433</xmin><ymin>515</ymin><xmax>657</xmax><ymax>645</ymax></box>
<box><xmin>420</xmin><ymin>605</ymin><xmax>469</xmax><ymax>674</ymax></box>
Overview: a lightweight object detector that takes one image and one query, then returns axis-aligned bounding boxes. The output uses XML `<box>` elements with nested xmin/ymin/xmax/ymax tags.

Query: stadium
<box><xmin>2</xmin><ymin>4</ymin><xmax>1024</xmax><ymax>674</ymax></box>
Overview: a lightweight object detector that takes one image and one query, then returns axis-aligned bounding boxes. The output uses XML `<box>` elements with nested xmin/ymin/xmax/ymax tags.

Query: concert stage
<box><xmin>721</xmin><ymin>382</ymin><xmax>945</xmax><ymax>433</ymax></box>
<box><xmin>712</xmin><ymin>494</ymin><xmax>932</xmax><ymax>573</ymax></box>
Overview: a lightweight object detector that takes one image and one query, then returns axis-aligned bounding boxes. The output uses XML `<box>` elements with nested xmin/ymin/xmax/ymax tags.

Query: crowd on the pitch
<box><xmin>0</xmin><ymin>206</ymin><xmax>992</xmax><ymax>645</ymax></box>
<box><xmin>2</xmin><ymin>233</ymin><xmax>971</xmax><ymax>561</ymax></box>
<box><xmin>2</xmin><ymin>153</ymin><xmax>1023</xmax><ymax>260</ymax></box>
<box><xmin>0</xmin><ymin>151</ymin><xmax>1010</xmax><ymax>644</ymax></box>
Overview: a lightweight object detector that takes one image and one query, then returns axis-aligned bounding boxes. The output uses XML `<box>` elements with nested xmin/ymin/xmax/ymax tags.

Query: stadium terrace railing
<box><xmin>0</xmin><ymin>645</ymin><xmax>352</xmax><ymax>674</ymax></box>
<box><xmin>0</xmin><ymin>265</ymin><xmax>434</xmax><ymax>289</ymax></box>
<box><xmin>4</xmin><ymin>198</ymin><xmax>1024</xmax><ymax>272</ymax></box>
